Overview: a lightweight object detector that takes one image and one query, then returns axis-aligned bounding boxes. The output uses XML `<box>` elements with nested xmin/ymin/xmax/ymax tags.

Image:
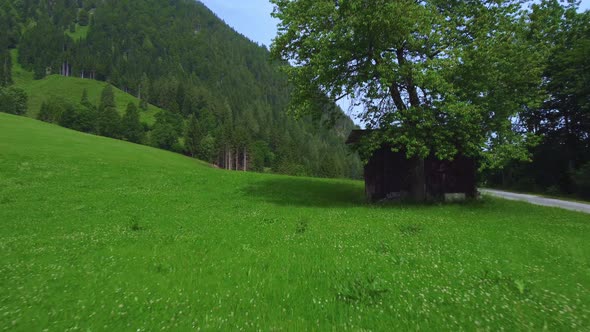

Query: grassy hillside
<box><xmin>1</xmin><ymin>113</ymin><xmax>589</xmax><ymax>330</ymax></box>
<box><xmin>10</xmin><ymin>49</ymin><xmax>160</xmax><ymax>125</ymax></box>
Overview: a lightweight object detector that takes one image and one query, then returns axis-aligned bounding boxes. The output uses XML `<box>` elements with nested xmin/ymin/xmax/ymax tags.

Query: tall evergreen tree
<box><xmin>139</xmin><ymin>73</ymin><xmax>149</xmax><ymax>110</ymax></box>
<box><xmin>78</xmin><ymin>9</ymin><xmax>89</xmax><ymax>26</ymax></box>
<box><xmin>99</xmin><ymin>84</ymin><xmax>116</xmax><ymax>111</ymax></box>
<box><xmin>184</xmin><ymin>114</ymin><xmax>201</xmax><ymax>157</ymax></box>
<box><xmin>96</xmin><ymin>85</ymin><xmax>120</xmax><ymax>138</ymax></box>
<box><xmin>0</xmin><ymin>50</ymin><xmax>12</xmax><ymax>87</ymax></box>
<box><xmin>80</xmin><ymin>88</ymin><xmax>91</xmax><ymax>106</ymax></box>
<box><xmin>58</xmin><ymin>103</ymin><xmax>80</xmax><ymax>129</ymax></box>
<box><xmin>121</xmin><ymin>103</ymin><xmax>143</xmax><ymax>143</ymax></box>
<box><xmin>199</xmin><ymin>134</ymin><xmax>217</xmax><ymax>163</ymax></box>
<box><xmin>38</xmin><ymin>101</ymin><xmax>52</xmax><ymax>122</ymax></box>
<box><xmin>151</xmin><ymin>122</ymin><xmax>177</xmax><ymax>150</ymax></box>
<box><xmin>96</xmin><ymin>107</ymin><xmax>121</xmax><ymax>138</ymax></box>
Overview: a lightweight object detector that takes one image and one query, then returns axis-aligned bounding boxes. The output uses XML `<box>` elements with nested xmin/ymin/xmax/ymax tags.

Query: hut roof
<box><xmin>345</xmin><ymin>129</ymin><xmax>374</xmax><ymax>144</ymax></box>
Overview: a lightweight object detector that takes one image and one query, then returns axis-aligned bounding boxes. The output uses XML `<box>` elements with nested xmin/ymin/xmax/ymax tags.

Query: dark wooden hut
<box><xmin>346</xmin><ymin>130</ymin><xmax>477</xmax><ymax>202</ymax></box>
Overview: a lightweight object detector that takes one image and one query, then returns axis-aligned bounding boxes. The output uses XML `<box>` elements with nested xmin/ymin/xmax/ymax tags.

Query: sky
<box><xmin>200</xmin><ymin>0</ymin><xmax>590</xmax><ymax>124</ymax></box>
<box><xmin>199</xmin><ymin>0</ymin><xmax>279</xmax><ymax>47</ymax></box>
<box><xmin>201</xmin><ymin>0</ymin><xmax>590</xmax><ymax>48</ymax></box>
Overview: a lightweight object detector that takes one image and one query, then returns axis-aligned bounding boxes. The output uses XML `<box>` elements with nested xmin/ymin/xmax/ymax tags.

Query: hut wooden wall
<box><xmin>364</xmin><ymin>147</ymin><xmax>411</xmax><ymax>201</ymax></box>
<box><xmin>424</xmin><ymin>155</ymin><xmax>477</xmax><ymax>199</ymax></box>
<box><xmin>363</xmin><ymin>147</ymin><xmax>477</xmax><ymax>202</ymax></box>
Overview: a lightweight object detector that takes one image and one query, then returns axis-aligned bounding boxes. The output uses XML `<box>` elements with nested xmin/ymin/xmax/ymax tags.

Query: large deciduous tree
<box><xmin>271</xmin><ymin>0</ymin><xmax>545</xmax><ymax>200</ymax></box>
<box><xmin>510</xmin><ymin>2</ymin><xmax>590</xmax><ymax>195</ymax></box>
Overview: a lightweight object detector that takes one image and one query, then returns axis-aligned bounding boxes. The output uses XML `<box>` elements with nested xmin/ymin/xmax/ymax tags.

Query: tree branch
<box><xmin>390</xmin><ymin>82</ymin><xmax>407</xmax><ymax>111</ymax></box>
<box><xmin>396</xmin><ymin>47</ymin><xmax>420</xmax><ymax>108</ymax></box>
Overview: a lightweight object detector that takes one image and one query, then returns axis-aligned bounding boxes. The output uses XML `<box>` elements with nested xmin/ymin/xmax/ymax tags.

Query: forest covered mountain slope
<box><xmin>11</xmin><ymin>49</ymin><xmax>162</xmax><ymax>124</ymax></box>
<box><xmin>0</xmin><ymin>0</ymin><xmax>362</xmax><ymax>178</ymax></box>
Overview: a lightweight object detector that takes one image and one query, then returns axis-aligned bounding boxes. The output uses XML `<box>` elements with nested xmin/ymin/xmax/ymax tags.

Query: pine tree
<box><xmin>33</xmin><ymin>62</ymin><xmax>45</xmax><ymax>80</ymax></box>
<box><xmin>78</xmin><ymin>9</ymin><xmax>89</xmax><ymax>26</ymax></box>
<box><xmin>121</xmin><ymin>103</ymin><xmax>143</xmax><ymax>143</ymax></box>
<box><xmin>78</xmin><ymin>88</ymin><xmax>96</xmax><ymax>132</ymax></box>
<box><xmin>76</xmin><ymin>106</ymin><xmax>96</xmax><ymax>133</ymax></box>
<box><xmin>37</xmin><ymin>101</ymin><xmax>51</xmax><ymax>122</ymax></box>
<box><xmin>81</xmin><ymin>88</ymin><xmax>88</xmax><ymax>103</ymax></box>
<box><xmin>184</xmin><ymin>114</ymin><xmax>201</xmax><ymax>157</ymax></box>
<box><xmin>96</xmin><ymin>85</ymin><xmax>121</xmax><ymax>138</ymax></box>
<box><xmin>37</xmin><ymin>96</ymin><xmax>66</xmax><ymax>123</ymax></box>
<box><xmin>80</xmin><ymin>88</ymin><xmax>91</xmax><ymax>107</ymax></box>
<box><xmin>99</xmin><ymin>84</ymin><xmax>116</xmax><ymax>111</ymax></box>
<box><xmin>58</xmin><ymin>104</ymin><xmax>79</xmax><ymax>129</ymax></box>
<box><xmin>96</xmin><ymin>107</ymin><xmax>121</xmax><ymax>138</ymax></box>
<box><xmin>200</xmin><ymin>134</ymin><xmax>216</xmax><ymax>163</ymax></box>
<box><xmin>0</xmin><ymin>50</ymin><xmax>13</xmax><ymax>87</ymax></box>
<box><xmin>151</xmin><ymin>122</ymin><xmax>177</xmax><ymax>150</ymax></box>
<box><xmin>139</xmin><ymin>74</ymin><xmax>150</xmax><ymax>110</ymax></box>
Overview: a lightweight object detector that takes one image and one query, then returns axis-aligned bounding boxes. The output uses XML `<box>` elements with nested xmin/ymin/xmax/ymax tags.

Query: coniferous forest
<box><xmin>0</xmin><ymin>0</ymin><xmax>363</xmax><ymax>179</ymax></box>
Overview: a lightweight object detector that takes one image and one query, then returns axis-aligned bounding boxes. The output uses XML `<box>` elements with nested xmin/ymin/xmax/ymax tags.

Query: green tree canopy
<box><xmin>271</xmin><ymin>0</ymin><xmax>545</xmax><ymax>169</ymax></box>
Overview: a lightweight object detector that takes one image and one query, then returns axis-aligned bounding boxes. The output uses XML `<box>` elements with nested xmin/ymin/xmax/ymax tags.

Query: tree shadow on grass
<box><xmin>242</xmin><ymin>177</ymin><xmax>367</xmax><ymax>208</ymax></box>
<box><xmin>242</xmin><ymin>177</ymin><xmax>492</xmax><ymax>209</ymax></box>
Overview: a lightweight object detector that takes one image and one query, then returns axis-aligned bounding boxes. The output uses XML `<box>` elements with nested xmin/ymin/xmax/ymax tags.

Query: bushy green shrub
<box><xmin>0</xmin><ymin>87</ymin><xmax>27</xmax><ymax>115</ymax></box>
<box><xmin>39</xmin><ymin>96</ymin><xmax>96</xmax><ymax>133</ymax></box>
<box><xmin>38</xmin><ymin>97</ymin><xmax>68</xmax><ymax>123</ymax></box>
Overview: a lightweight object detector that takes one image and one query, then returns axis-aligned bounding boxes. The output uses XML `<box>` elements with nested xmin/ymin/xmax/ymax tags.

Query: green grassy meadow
<box><xmin>1</xmin><ymin>113</ymin><xmax>589</xmax><ymax>330</ymax></box>
<box><xmin>10</xmin><ymin>50</ymin><xmax>160</xmax><ymax>125</ymax></box>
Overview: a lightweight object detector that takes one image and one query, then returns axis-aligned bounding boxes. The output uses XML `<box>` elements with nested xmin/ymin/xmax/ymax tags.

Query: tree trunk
<box><xmin>229</xmin><ymin>148</ymin><xmax>233</xmax><ymax>170</ymax></box>
<box><xmin>3</xmin><ymin>56</ymin><xmax>8</xmax><ymax>83</ymax></box>
<box><xmin>410</xmin><ymin>157</ymin><xmax>426</xmax><ymax>202</ymax></box>
<box><xmin>235</xmin><ymin>149</ymin><xmax>238</xmax><ymax>171</ymax></box>
<box><xmin>223</xmin><ymin>148</ymin><xmax>226</xmax><ymax>169</ymax></box>
<box><xmin>243</xmin><ymin>147</ymin><xmax>247</xmax><ymax>171</ymax></box>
